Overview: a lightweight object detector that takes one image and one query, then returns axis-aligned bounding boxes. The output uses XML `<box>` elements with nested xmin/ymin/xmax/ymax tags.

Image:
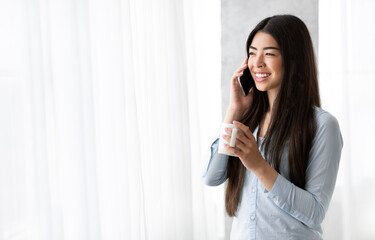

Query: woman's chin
<box><xmin>254</xmin><ymin>85</ymin><xmax>267</xmax><ymax>92</ymax></box>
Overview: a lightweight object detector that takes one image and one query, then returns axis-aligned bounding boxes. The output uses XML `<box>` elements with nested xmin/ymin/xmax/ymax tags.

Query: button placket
<box><xmin>249</xmin><ymin>175</ymin><xmax>258</xmax><ymax>238</ymax></box>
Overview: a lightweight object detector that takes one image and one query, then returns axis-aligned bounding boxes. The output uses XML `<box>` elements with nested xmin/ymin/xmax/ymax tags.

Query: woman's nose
<box><xmin>253</xmin><ymin>55</ymin><xmax>264</xmax><ymax>68</ymax></box>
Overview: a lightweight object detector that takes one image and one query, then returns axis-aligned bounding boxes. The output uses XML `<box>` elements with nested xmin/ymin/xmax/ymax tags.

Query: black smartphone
<box><xmin>238</xmin><ymin>67</ymin><xmax>254</xmax><ymax>96</ymax></box>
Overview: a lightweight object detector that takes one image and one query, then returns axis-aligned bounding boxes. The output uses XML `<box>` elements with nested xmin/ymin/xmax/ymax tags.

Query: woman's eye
<box><xmin>249</xmin><ymin>52</ymin><xmax>255</xmax><ymax>56</ymax></box>
<box><xmin>265</xmin><ymin>53</ymin><xmax>275</xmax><ymax>56</ymax></box>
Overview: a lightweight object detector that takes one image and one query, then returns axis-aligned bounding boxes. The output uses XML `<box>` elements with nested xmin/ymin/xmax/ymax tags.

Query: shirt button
<box><xmin>289</xmin><ymin>210</ymin><xmax>294</xmax><ymax>214</ymax></box>
<box><xmin>250</xmin><ymin>215</ymin><xmax>255</xmax><ymax>221</ymax></box>
<box><xmin>252</xmin><ymin>188</ymin><xmax>256</xmax><ymax>193</ymax></box>
<box><xmin>273</xmin><ymin>197</ymin><xmax>277</xmax><ymax>202</ymax></box>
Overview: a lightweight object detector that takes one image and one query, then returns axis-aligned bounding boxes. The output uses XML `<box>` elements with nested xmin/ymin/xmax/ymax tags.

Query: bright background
<box><xmin>0</xmin><ymin>0</ymin><xmax>374</xmax><ymax>240</ymax></box>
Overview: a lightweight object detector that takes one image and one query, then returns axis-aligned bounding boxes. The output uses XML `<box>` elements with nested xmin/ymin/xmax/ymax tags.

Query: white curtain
<box><xmin>0</xmin><ymin>0</ymin><xmax>223</xmax><ymax>239</ymax></box>
<box><xmin>319</xmin><ymin>0</ymin><xmax>375</xmax><ymax>239</ymax></box>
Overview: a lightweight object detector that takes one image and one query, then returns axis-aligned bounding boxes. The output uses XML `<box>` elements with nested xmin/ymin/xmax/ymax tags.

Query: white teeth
<box><xmin>255</xmin><ymin>73</ymin><xmax>271</xmax><ymax>78</ymax></box>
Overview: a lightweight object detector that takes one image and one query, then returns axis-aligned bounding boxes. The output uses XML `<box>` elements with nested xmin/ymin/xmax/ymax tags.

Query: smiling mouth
<box><xmin>255</xmin><ymin>73</ymin><xmax>271</xmax><ymax>78</ymax></box>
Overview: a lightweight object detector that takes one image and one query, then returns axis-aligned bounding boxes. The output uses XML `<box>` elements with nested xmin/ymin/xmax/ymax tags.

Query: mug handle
<box><xmin>230</xmin><ymin>128</ymin><xmax>238</xmax><ymax>147</ymax></box>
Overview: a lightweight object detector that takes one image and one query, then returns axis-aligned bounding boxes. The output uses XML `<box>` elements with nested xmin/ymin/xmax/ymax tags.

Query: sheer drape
<box><xmin>319</xmin><ymin>0</ymin><xmax>375</xmax><ymax>239</ymax></box>
<box><xmin>0</xmin><ymin>0</ymin><xmax>223</xmax><ymax>239</ymax></box>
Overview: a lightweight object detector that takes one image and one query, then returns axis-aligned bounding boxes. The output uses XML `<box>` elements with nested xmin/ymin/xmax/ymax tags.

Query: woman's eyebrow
<box><xmin>249</xmin><ymin>46</ymin><xmax>280</xmax><ymax>51</ymax></box>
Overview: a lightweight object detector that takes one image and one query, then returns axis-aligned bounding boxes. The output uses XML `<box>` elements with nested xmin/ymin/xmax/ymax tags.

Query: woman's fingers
<box><xmin>223</xmin><ymin>128</ymin><xmax>250</xmax><ymax>148</ymax></box>
<box><xmin>233</xmin><ymin>121</ymin><xmax>254</xmax><ymax>140</ymax></box>
<box><xmin>232</xmin><ymin>69</ymin><xmax>245</xmax><ymax>79</ymax></box>
<box><xmin>222</xmin><ymin>133</ymin><xmax>240</xmax><ymax>145</ymax></box>
<box><xmin>238</xmin><ymin>62</ymin><xmax>248</xmax><ymax>72</ymax></box>
<box><xmin>222</xmin><ymin>122</ymin><xmax>259</xmax><ymax>160</ymax></box>
<box><xmin>234</xmin><ymin>131</ymin><xmax>250</xmax><ymax>146</ymax></box>
<box><xmin>224</xmin><ymin>127</ymin><xmax>232</xmax><ymax>135</ymax></box>
<box><xmin>232</xmin><ymin>58</ymin><xmax>248</xmax><ymax>78</ymax></box>
<box><xmin>223</xmin><ymin>143</ymin><xmax>242</xmax><ymax>156</ymax></box>
<box><xmin>224</xmin><ymin>128</ymin><xmax>245</xmax><ymax>143</ymax></box>
<box><xmin>231</xmin><ymin>139</ymin><xmax>247</xmax><ymax>154</ymax></box>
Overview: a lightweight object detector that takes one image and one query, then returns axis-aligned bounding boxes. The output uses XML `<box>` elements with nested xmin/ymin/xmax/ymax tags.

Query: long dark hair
<box><xmin>225</xmin><ymin>15</ymin><xmax>321</xmax><ymax>217</ymax></box>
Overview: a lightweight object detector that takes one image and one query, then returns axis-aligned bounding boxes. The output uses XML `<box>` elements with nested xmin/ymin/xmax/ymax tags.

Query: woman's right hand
<box><xmin>224</xmin><ymin>58</ymin><xmax>254</xmax><ymax>123</ymax></box>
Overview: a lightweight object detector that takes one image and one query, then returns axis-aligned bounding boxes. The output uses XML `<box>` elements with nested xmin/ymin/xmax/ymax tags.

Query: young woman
<box><xmin>202</xmin><ymin>15</ymin><xmax>343</xmax><ymax>239</ymax></box>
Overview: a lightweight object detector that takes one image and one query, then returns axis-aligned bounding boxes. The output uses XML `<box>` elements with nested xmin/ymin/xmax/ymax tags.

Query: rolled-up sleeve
<box><xmin>263</xmin><ymin>112</ymin><xmax>343</xmax><ymax>228</ymax></box>
<box><xmin>201</xmin><ymin>130</ymin><xmax>230</xmax><ymax>186</ymax></box>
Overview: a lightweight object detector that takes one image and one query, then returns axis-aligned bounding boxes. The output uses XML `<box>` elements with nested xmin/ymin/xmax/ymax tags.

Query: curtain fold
<box><xmin>319</xmin><ymin>0</ymin><xmax>375</xmax><ymax>239</ymax></box>
<box><xmin>0</xmin><ymin>0</ymin><xmax>223</xmax><ymax>239</ymax></box>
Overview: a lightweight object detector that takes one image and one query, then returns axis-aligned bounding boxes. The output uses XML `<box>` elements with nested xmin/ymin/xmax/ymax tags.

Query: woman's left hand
<box><xmin>223</xmin><ymin>121</ymin><xmax>265</xmax><ymax>171</ymax></box>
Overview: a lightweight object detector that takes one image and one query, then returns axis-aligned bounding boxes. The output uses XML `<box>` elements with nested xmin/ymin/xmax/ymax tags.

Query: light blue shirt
<box><xmin>202</xmin><ymin>107</ymin><xmax>343</xmax><ymax>240</ymax></box>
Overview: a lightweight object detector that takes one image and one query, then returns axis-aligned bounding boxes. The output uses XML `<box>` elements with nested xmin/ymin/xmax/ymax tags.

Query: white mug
<box><xmin>218</xmin><ymin>123</ymin><xmax>238</xmax><ymax>157</ymax></box>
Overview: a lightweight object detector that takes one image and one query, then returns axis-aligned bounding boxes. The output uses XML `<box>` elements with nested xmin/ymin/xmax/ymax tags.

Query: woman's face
<box><xmin>248</xmin><ymin>31</ymin><xmax>283</xmax><ymax>95</ymax></box>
